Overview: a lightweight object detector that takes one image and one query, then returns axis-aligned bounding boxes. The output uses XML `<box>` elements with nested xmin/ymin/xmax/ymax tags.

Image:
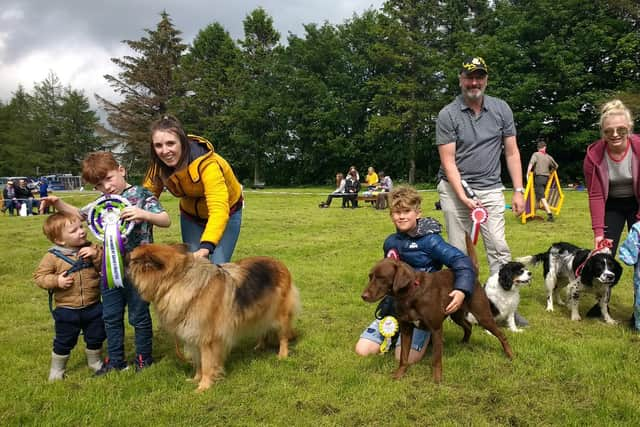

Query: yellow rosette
<box><xmin>378</xmin><ymin>315</ymin><xmax>399</xmax><ymax>353</ymax></box>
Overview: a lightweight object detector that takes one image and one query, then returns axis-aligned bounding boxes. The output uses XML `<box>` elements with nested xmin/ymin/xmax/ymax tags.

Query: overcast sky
<box><xmin>0</xmin><ymin>0</ymin><xmax>385</xmax><ymax>110</ymax></box>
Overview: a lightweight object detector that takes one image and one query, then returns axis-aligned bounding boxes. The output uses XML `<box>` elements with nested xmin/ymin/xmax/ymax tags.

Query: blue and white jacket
<box><xmin>383</xmin><ymin>217</ymin><xmax>476</xmax><ymax>298</ymax></box>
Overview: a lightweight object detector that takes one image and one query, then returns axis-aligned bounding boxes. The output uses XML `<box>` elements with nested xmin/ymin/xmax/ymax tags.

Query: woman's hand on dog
<box><xmin>193</xmin><ymin>248</ymin><xmax>210</xmax><ymax>259</ymax></box>
<box><xmin>444</xmin><ymin>290</ymin><xmax>465</xmax><ymax>314</ymax></box>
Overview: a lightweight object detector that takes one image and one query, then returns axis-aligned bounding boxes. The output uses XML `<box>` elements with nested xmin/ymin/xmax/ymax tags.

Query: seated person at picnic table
<box><xmin>343</xmin><ymin>169</ymin><xmax>361</xmax><ymax>208</ymax></box>
<box><xmin>365</xmin><ymin>167</ymin><xmax>379</xmax><ymax>190</ymax></box>
<box><xmin>2</xmin><ymin>180</ymin><xmax>17</xmax><ymax>215</ymax></box>
<box><xmin>319</xmin><ymin>173</ymin><xmax>347</xmax><ymax>208</ymax></box>
<box><xmin>374</xmin><ymin>171</ymin><xmax>393</xmax><ymax>209</ymax></box>
<box><xmin>355</xmin><ymin>186</ymin><xmax>475</xmax><ymax>363</ymax></box>
<box><xmin>14</xmin><ymin>179</ymin><xmax>39</xmax><ymax>215</ymax></box>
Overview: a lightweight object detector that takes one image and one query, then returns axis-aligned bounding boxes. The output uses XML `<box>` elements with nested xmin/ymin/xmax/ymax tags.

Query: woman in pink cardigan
<box><xmin>584</xmin><ymin>99</ymin><xmax>640</xmax><ymax>254</ymax></box>
<box><xmin>584</xmin><ymin>99</ymin><xmax>639</xmax><ymax>322</ymax></box>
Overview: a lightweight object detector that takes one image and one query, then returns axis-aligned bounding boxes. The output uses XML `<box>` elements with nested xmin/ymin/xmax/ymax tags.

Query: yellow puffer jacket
<box><xmin>144</xmin><ymin>135</ymin><xmax>243</xmax><ymax>246</ymax></box>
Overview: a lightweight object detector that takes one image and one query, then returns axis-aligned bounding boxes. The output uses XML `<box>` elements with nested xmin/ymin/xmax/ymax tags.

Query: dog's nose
<box><xmin>602</xmin><ymin>272</ymin><xmax>615</xmax><ymax>282</ymax></box>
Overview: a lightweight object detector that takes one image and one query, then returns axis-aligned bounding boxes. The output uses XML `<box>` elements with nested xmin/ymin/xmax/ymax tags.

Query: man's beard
<box><xmin>463</xmin><ymin>86</ymin><xmax>485</xmax><ymax>100</ymax></box>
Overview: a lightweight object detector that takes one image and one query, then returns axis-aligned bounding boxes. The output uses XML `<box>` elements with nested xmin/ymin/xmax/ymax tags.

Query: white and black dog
<box><xmin>517</xmin><ymin>242</ymin><xmax>623</xmax><ymax>324</ymax></box>
<box><xmin>468</xmin><ymin>262</ymin><xmax>532</xmax><ymax>332</ymax></box>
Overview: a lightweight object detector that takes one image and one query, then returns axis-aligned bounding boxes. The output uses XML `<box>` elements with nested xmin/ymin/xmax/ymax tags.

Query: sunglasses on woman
<box><xmin>603</xmin><ymin>127</ymin><xmax>629</xmax><ymax>138</ymax></box>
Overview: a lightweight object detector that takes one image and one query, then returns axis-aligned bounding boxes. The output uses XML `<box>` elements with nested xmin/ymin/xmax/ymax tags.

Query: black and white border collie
<box><xmin>468</xmin><ymin>261</ymin><xmax>532</xmax><ymax>332</ymax></box>
<box><xmin>517</xmin><ymin>242</ymin><xmax>623</xmax><ymax>324</ymax></box>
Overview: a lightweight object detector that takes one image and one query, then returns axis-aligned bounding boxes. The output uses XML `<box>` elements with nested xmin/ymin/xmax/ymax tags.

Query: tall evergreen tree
<box><xmin>230</xmin><ymin>8</ymin><xmax>281</xmax><ymax>186</ymax></box>
<box><xmin>367</xmin><ymin>0</ymin><xmax>447</xmax><ymax>183</ymax></box>
<box><xmin>170</xmin><ymin>22</ymin><xmax>240</xmax><ymax>151</ymax></box>
<box><xmin>97</xmin><ymin>11</ymin><xmax>186</xmax><ymax>176</ymax></box>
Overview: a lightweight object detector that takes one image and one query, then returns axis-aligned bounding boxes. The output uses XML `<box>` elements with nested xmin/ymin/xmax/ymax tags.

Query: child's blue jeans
<box><xmin>101</xmin><ymin>280</ymin><xmax>152</xmax><ymax>362</ymax></box>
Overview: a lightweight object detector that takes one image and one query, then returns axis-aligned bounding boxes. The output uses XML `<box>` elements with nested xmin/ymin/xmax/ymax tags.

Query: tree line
<box><xmin>0</xmin><ymin>0</ymin><xmax>638</xmax><ymax>186</ymax></box>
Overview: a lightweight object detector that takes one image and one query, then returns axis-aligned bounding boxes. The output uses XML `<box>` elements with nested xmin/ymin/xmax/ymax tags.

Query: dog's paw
<box><xmin>571</xmin><ymin>314</ymin><xmax>582</xmax><ymax>321</ymax></box>
<box><xmin>546</xmin><ymin>306</ymin><xmax>554</xmax><ymax>312</ymax></box>
<box><xmin>392</xmin><ymin>367</ymin><xmax>407</xmax><ymax>380</ymax></box>
<box><xmin>604</xmin><ymin>318</ymin><xmax>618</xmax><ymax>325</ymax></box>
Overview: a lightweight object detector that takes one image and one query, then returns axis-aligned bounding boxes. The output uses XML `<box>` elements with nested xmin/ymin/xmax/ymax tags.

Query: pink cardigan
<box><xmin>583</xmin><ymin>133</ymin><xmax>640</xmax><ymax>238</ymax></box>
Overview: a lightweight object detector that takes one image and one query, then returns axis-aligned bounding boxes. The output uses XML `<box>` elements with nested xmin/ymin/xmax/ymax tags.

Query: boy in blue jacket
<box><xmin>355</xmin><ymin>186</ymin><xmax>476</xmax><ymax>363</ymax></box>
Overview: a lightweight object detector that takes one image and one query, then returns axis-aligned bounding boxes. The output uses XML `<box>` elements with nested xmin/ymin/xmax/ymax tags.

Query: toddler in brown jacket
<box><xmin>33</xmin><ymin>212</ymin><xmax>106</xmax><ymax>381</ymax></box>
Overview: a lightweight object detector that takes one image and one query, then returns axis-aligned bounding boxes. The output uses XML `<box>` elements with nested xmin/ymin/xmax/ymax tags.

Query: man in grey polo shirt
<box><xmin>436</xmin><ymin>56</ymin><xmax>525</xmax><ymax>276</ymax></box>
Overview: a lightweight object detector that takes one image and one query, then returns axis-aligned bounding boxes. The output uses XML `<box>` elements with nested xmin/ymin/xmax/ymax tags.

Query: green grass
<box><xmin>1</xmin><ymin>188</ymin><xmax>640</xmax><ymax>426</ymax></box>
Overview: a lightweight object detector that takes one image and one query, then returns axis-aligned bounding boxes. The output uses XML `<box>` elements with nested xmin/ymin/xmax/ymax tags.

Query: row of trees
<box><xmin>1</xmin><ymin>0</ymin><xmax>638</xmax><ymax>185</ymax></box>
<box><xmin>0</xmin><ymin>73</ymin><xmax>105</xmax><ymax>176</ymax></box>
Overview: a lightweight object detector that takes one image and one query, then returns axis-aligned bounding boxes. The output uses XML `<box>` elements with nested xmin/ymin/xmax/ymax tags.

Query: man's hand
<box><xmin>445</xmin><ymin>290</ymin><xmax>465</xmax><ymax>315</ymax></box>
<box><xmin>511</xmin><ymin>192</ymin><xmax>525</xmax><ymax>216</ymax></box>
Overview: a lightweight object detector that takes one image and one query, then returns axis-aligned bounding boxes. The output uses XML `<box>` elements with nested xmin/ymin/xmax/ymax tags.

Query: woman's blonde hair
<box><xmin>599</xmin><ymin>99</ymin><xmax>634</xmax><ymax>132</ymax></box>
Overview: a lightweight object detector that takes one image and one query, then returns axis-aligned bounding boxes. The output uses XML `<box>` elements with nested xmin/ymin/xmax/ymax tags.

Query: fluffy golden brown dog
<box><xmin>361</xmin><ymin>235</ymin><xmax>513</xmax><ymax>382</ymax></box>
<box><xmin>127</xmin><ymin>243</ymin><xmax>300</xmax><ymax>392</ymax></box>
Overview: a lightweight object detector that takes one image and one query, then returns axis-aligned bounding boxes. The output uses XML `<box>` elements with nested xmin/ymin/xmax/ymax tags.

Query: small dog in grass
<box><xmin>467</xmin><ymin>261</ymin><xmax>532</xmax><ymax>332</ymax></box>
<box><xmin>127</xmin><ymin>243</ymin><xmax>300</xmax><ymax>392</ymax></box>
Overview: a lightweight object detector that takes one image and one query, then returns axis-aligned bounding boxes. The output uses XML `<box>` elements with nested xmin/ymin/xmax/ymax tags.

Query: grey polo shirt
<box><xmin>436</xmin><ymin>94</ymin><xmax>516</xmax><ymax>190</ymax></box>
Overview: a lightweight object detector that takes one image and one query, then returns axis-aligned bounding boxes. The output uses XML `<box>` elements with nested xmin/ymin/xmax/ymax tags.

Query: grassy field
<box><xmin>1</xmin><ymin>188</ymin><xmax>639</xmax><ymax>426</ymax></box>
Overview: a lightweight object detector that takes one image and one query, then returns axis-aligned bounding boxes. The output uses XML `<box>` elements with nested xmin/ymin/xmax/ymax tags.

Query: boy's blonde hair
<box><xmin>43</xmin><ymin>212</ymin><xmax>79</xmax><ymax>244</ymax></box>
<box><xmin>389</xmin><ymin>185</ymin><xmax>421</xmax><ymax>212</ymax></box>
<box><xmin>81</xmin><ymin>151</ymin><xmax>120</xmax><ymax>185</ymax></box>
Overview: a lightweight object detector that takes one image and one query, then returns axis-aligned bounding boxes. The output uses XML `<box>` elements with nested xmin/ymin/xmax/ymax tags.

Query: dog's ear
<box><xmin>498</xmin><ymin>265</ymin><xmax>513</xmax><ymax>291</ymax></box>
<box><xmin>392</xmin><ymin>261</ymin><xmax>415</xmax><ymax>293</ymax></box>
<box><xmin>131</xmin><ymin>249</ymin><xmax>166</xmax><ymax>271</ymax></box>
<box><xmin>579</xmin><ymin>257</ymin><xmax>595</xmax><ymax>285</ymax></box>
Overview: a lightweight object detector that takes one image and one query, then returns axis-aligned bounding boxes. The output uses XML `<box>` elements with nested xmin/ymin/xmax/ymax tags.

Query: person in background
<box><xmin>343</xmin><ymin>168</ymin><xmax>361</xmax><ymax>208</ymax></box>
<box><xmin>319</xmin><ymin>173</ymin><xmax>347</xmax><ymax>208</ymax></box>
<box><xmin>375</xmin><ymin>171</ymin><xmax>393</xmax><ymax>210</ymax></box>
<box><xmin>2</xmin><ymin>180</ymin><xmax>17</xmax><ymax>215</ymax></box>
<box><xmin>39</xmin><ymin>178</ymin><xmax>51</xmax><ymax>214</ymax></box>
<box><xmin>526</xmin><ymin>139</ymin><xmax>558</xmax><ymax>222</ymax></box>
<box><xmin>15</xmin><ymin>179</ymin><xmax>38</xmax><ymax>215</ymax></box>
<box><xmin>365</xmin><ymin>167</ymin><xmax>379</xmax><ymax>190</ymax></box>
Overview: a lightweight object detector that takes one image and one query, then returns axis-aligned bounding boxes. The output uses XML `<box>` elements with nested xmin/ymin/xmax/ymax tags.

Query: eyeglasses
<box><xmin>603</xmin><ymin>127</ymin><xmax>629</xmax><ymax>138</ymax></box>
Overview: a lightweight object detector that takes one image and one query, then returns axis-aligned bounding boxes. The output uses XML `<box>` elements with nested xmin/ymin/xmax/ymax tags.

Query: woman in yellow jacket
<box><xmin>144</xmin><ymin>115</ymin><xmax>243</xmax><ymax>263</ymax></box>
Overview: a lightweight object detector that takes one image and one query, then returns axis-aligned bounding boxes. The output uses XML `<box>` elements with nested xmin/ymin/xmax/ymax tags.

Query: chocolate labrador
<box><xmin>361</xmin><ymin>235</ymin><xmax>513</xmax><ymax>382</ymax></box>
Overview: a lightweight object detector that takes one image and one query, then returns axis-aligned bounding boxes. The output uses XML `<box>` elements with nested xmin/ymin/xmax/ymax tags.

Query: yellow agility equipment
<box><xmin>521</xmin><ymin>171</ymin><xmax>564</xmax><ymax>224</ymax></box>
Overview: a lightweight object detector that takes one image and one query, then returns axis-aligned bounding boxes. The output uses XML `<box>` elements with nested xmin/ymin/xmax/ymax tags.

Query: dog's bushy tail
<box><xmin>514</xmin><ymin>253</ymin><xmax>546</xmax><ymax>266</ymax></box>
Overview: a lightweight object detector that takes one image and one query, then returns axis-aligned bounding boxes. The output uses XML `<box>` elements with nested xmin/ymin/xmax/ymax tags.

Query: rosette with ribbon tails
<box><xmin>87</xmin><ymin>194</ymin><xmax>135</xmax><ymax>289</ymax></box>
<box><xmin>470</xmin><ymin>206</ymin><xmax>488</xmax><ymax>245</ymax></box>
<box><xmin>378</xmin><ymin>316</ymin><xmax>399</xmax><ymax>353</ymax></box>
